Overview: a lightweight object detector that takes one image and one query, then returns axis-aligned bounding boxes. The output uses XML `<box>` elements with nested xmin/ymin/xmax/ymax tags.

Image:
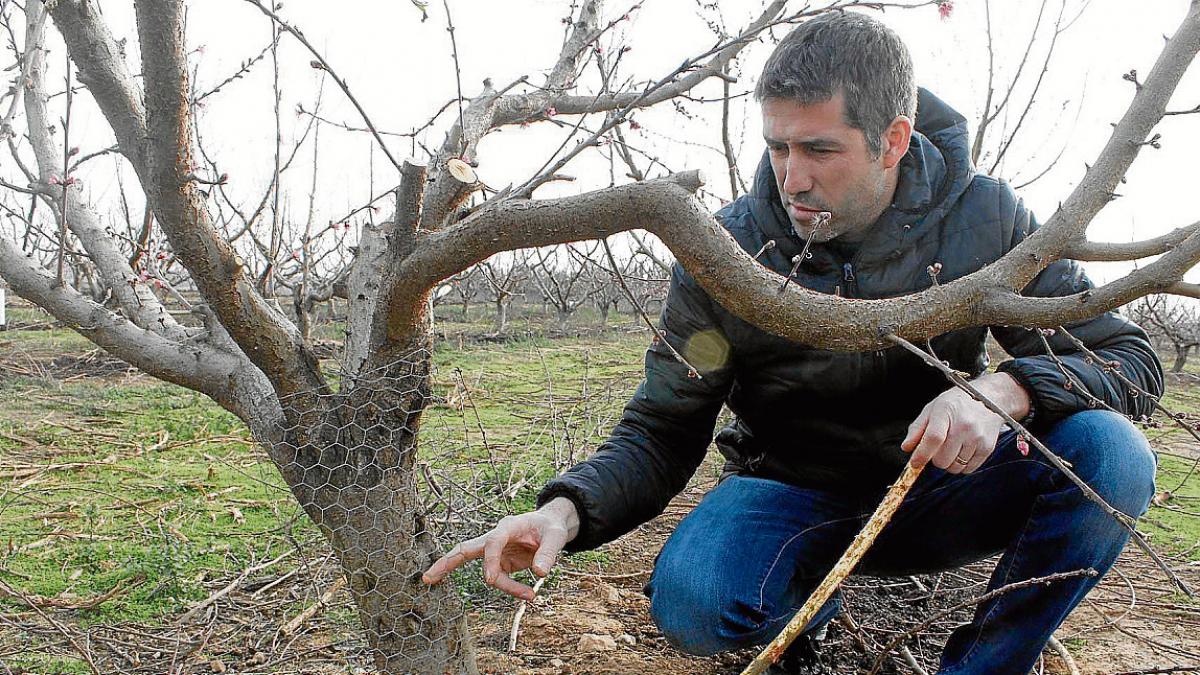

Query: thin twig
<box><xmin>0</xmin><ymin>578</ymin><xmax>101</xmax><ymax>674</ymax></box>
<box><xmin>508</xmin><ymin>576</ymin><xmax>547</xmax><ymax>652</ymax></box>
<box><xmin>899</xmin><ymin>645</ymin><xmax>930</xmax><ymax>675</ymax></box>
<box><xmin>1046</xmin><ymin>635</ymin><xmax>1081</xmax><ymax>675</ymax></box>
<box><xmin>279</xmin><ymin>575</ymin><xmax>346</xmax><ymax>636</ymax></box>
<box><xmin>240</xmin><ymin>0</ymin><xmax>401</xmax><ymax>170</ymax></box>
<box><xmin>600</xmin><ymin>238</ymin><xmax>699</xmax><ymax>378</ymax></box>
<box><xmin>864</xmin><ymin>569</ymin><xmax>1097</xmax><ymax>675</ymax></box>
<box><xmin>178</xmin><ymin>549</ymin><xmax>294</xmax><ymax>623</ymax></box>
<box><xmin>441</xmin><ymin>0</ymin><xmax>468</xmax><ymax>156</ymax></box>
<box><xmin>55</xmin><ymin>52</ymin><xmax>71</xmax><ymax>287</ymax></box>
<box><xmin>1054</xmin><ymin>325</ymin><xmax>1200</xmax><ymax>492</ymax></box>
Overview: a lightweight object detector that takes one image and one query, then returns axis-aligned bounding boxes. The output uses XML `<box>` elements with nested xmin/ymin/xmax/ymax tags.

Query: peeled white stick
<box><xmin>740</xmin><ymin>460</ymin><xmax>926</xmax><ymax>675</ymax></box>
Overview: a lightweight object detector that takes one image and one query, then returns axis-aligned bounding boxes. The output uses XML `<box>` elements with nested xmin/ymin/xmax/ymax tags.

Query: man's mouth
<box><xmin>789</xmin><ymin>203</ymin><xmax>830</xmax><ymax>224</ymax></box>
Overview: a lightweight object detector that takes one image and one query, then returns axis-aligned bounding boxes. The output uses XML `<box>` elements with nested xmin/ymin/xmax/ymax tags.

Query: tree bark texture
<box><xmin>269</xmin><ymin>337</ymin><xmax>478</xmax><ymax>674</ymax></box>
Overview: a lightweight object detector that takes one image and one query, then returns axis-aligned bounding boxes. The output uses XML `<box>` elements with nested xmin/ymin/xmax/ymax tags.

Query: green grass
<box><xmin>0</xmin><ymin>378</ymin><xmax>304</xmax><ymax>624</ymax></box>
<box><xmin>1144</xmin><ymin>454</ymin><xmax>1200</xmax><ymax>560</ymax></box>
<box><xmin>5</xmin><ymin>653</ymin><xmax>91</xmax><ymax>675</ymax></box>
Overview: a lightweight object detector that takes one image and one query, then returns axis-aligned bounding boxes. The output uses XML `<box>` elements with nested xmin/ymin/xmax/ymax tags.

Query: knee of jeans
<box><xmin>647</xmin><ymin>575</ymin><xmax>766</xmax><ymax>656</ymax></box>
<box><xmin>1052</xmin><ymin>410</ymin><xmax>1156</xmax><ymax>516</ymax></box>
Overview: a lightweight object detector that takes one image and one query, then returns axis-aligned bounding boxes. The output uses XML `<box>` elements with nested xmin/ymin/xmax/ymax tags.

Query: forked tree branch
<box><xmin>41</xmin><ymin>0</ymin><xmax>323</xmax><ymax>403</ymax></box>
<box><xmin>0</xmin><ymin>230</ymin><xmax>274</xmax><ymax>423</ymax></box>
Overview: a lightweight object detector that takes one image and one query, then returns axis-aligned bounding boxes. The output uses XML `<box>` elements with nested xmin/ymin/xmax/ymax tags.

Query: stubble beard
<box><xmin>782</xmin><ymin>171</ymin><xmax>891</xmax><ymax>244</ymax></box>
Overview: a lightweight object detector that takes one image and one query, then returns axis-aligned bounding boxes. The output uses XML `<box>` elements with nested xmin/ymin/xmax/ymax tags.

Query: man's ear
<box><xmin>880</xmin><ymin>115</ymin><xmax>913</xmax><ymax>169</ymax></box>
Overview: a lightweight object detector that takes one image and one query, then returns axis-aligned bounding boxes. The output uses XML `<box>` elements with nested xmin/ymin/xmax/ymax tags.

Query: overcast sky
<box><xmin>19</xmin><ymin>0</ymin><xmax>1200</xmax><ymax>284</ymax></box>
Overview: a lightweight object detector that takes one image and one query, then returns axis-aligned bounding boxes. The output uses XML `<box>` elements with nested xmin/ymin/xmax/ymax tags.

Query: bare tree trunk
<box><xmin>295</xmin><ymin>295</ymin><xmax>314</xmax><ymax>342</ymax></box>
<box><xmin>493</xmin><ymin>298</ymin><xmax>508</xmax><ymax>334</ymax></box>
<box><xmin>1173</xmin><ymin>344</ymin><xmax>1190</xmax><ymax>373</ymax></box>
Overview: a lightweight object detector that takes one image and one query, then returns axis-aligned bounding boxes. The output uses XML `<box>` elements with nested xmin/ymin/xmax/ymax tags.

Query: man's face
<box><xmin>762</xmin><ymin>93</ymin><xmax>895</xmax><ymax>244</ymax></box>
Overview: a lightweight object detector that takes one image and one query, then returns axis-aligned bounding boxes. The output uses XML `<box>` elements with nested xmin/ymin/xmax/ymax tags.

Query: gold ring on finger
<box><xmin>954</xmin><ymin>456</ymin><xmax>969</xmax><ymax>466</ymax></box>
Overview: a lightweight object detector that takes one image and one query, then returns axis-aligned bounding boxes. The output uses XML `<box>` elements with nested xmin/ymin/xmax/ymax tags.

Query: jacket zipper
<box><xmin>842</xmin><ymin>262</ymin><xmax>857</xmax><ymax>297</ymax></box>
<box><xmin>841</xmin><ymin>260</ymin><xmax>886</xmax><ymax>366</ymax></box>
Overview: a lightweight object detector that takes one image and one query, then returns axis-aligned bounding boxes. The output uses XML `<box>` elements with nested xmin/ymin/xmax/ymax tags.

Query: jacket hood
<box><xmin>747</xmin><ymin>87</ymin><xmax>974</xmax><ymax>269</ymax></box>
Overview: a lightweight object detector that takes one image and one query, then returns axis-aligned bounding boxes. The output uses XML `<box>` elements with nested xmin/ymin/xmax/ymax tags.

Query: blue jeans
<box><xmin>644</xmin><ymin>411</ymin><xmax>1156</xmax><ymax>674</ymax></box>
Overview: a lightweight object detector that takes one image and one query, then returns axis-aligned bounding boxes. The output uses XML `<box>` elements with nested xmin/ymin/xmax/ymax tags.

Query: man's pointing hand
<box><xmin>422</xmin><ymin>496</ymin><xmax>580</xmax><ymax>601</ymax></box>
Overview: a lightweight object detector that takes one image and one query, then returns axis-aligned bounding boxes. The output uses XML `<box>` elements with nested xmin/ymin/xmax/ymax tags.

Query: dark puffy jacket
<box><xmin>538</xmin><ymin>89</ymin><xmax>1164</xmax><ymax>553</ymax></box>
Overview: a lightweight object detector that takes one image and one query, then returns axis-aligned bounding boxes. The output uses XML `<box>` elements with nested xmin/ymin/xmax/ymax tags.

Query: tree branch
<box><xmin>23</xmin><ymin>2</ymin><xmax>187</xmax><ymax>342</ymax></box>
<box><xmin>0</xmin><ymin>230</ymin><xmax>276</xmax><ymax>427</ymax></box>
<box><xmin>985</xmin><ymin>0</ymin><xmax>1200</xmax><ymax>287</ymax></box>
<box><xmin>1063</xmin><ymin>221</ymin><xmax>1200</xmax><ymax>261</ymax></box>
<box><xmin>130</xmin><ymin>0</ymin><xmax>324</xmax><ymax>398</ymax></box>
<box><xmin>43</xmin><ymin>0</ymin><xmax>148</xmax><ymax>167</ymax></box>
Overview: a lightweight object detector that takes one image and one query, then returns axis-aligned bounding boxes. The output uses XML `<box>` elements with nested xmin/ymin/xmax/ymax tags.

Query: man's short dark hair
<box><xmin>755</xmin><ymin>11</ymin><xmax>917</xmax><ymax>157</ymax></box>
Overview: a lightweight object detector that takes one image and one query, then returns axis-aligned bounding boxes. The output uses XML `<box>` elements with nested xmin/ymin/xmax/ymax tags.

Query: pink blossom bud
<box><xmin>67</xmin><ymin>147</ymin><xmax>80</xmax><ymax>157</ymax></box>
<box><xmin>48</xmin><ymin>175</ymin><xmax>61</xmax><ymax>185</ymax></box>
<box><xmin>937</xmin><ymin>1</ymin><xmax>953</xmax><ymax>19</ymax></box>
<box><xmin>629</xmin><ymin>120</ymin><xmax>641</xmax><ymax>130</ymax></box>
<box><xmin>153</xmin><ymin>279</ymin><xmax>164</xmax><ymax>289</ymax></box>
<box><xmin>1016</xmin><ymin>435</ymin><xmax>1030</xmax><ymax>456</ymax></box>
<box><xmin>218</xmin><ymin>173</ymin><xmax>229</xmax><ymax>184</ymax></box>
<box><xmin>291</xmin><ymin>250</ymin><xmax>301</xmax><ymax>260</ymax></box>
<box><xmin>546</xmin><ymin>106</ymin><xmax>558</xmax><ymax>117</ymax></box>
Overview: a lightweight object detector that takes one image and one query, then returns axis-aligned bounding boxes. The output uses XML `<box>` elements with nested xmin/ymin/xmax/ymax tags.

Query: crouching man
<box><xmin>424</xmin><ymin>11</ymin><xmax>1162</xmax><ymax>674</ymax></box>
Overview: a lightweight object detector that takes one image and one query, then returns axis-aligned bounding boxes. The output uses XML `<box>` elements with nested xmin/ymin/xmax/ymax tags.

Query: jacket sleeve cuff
<box><xmin>996</xmin><ymin>358</ymin><xmax>1047</xmax><ymax>430</ymax></box>
<box><xmin>536</xmin><ymin>481</ymin><xmax>594</xmax><ymax>554</ymax></box>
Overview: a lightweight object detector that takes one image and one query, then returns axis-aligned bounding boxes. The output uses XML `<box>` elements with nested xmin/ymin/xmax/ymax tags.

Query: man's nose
<box><xmin>782</xmin><ymin>154</ymin><xmax>814</xmax><ymax>197</ymax></box>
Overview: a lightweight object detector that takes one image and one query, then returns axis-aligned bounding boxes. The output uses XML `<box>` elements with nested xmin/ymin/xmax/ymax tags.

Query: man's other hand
<box><xmin>421</xmin><ymin>496</ymin><xmax>580</xmax><ymax>601</ymax></box>
<box><xmin>901</xmin><ymin>372</ymin><xmax>1032</xmax><ymax>474</ymax></box>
